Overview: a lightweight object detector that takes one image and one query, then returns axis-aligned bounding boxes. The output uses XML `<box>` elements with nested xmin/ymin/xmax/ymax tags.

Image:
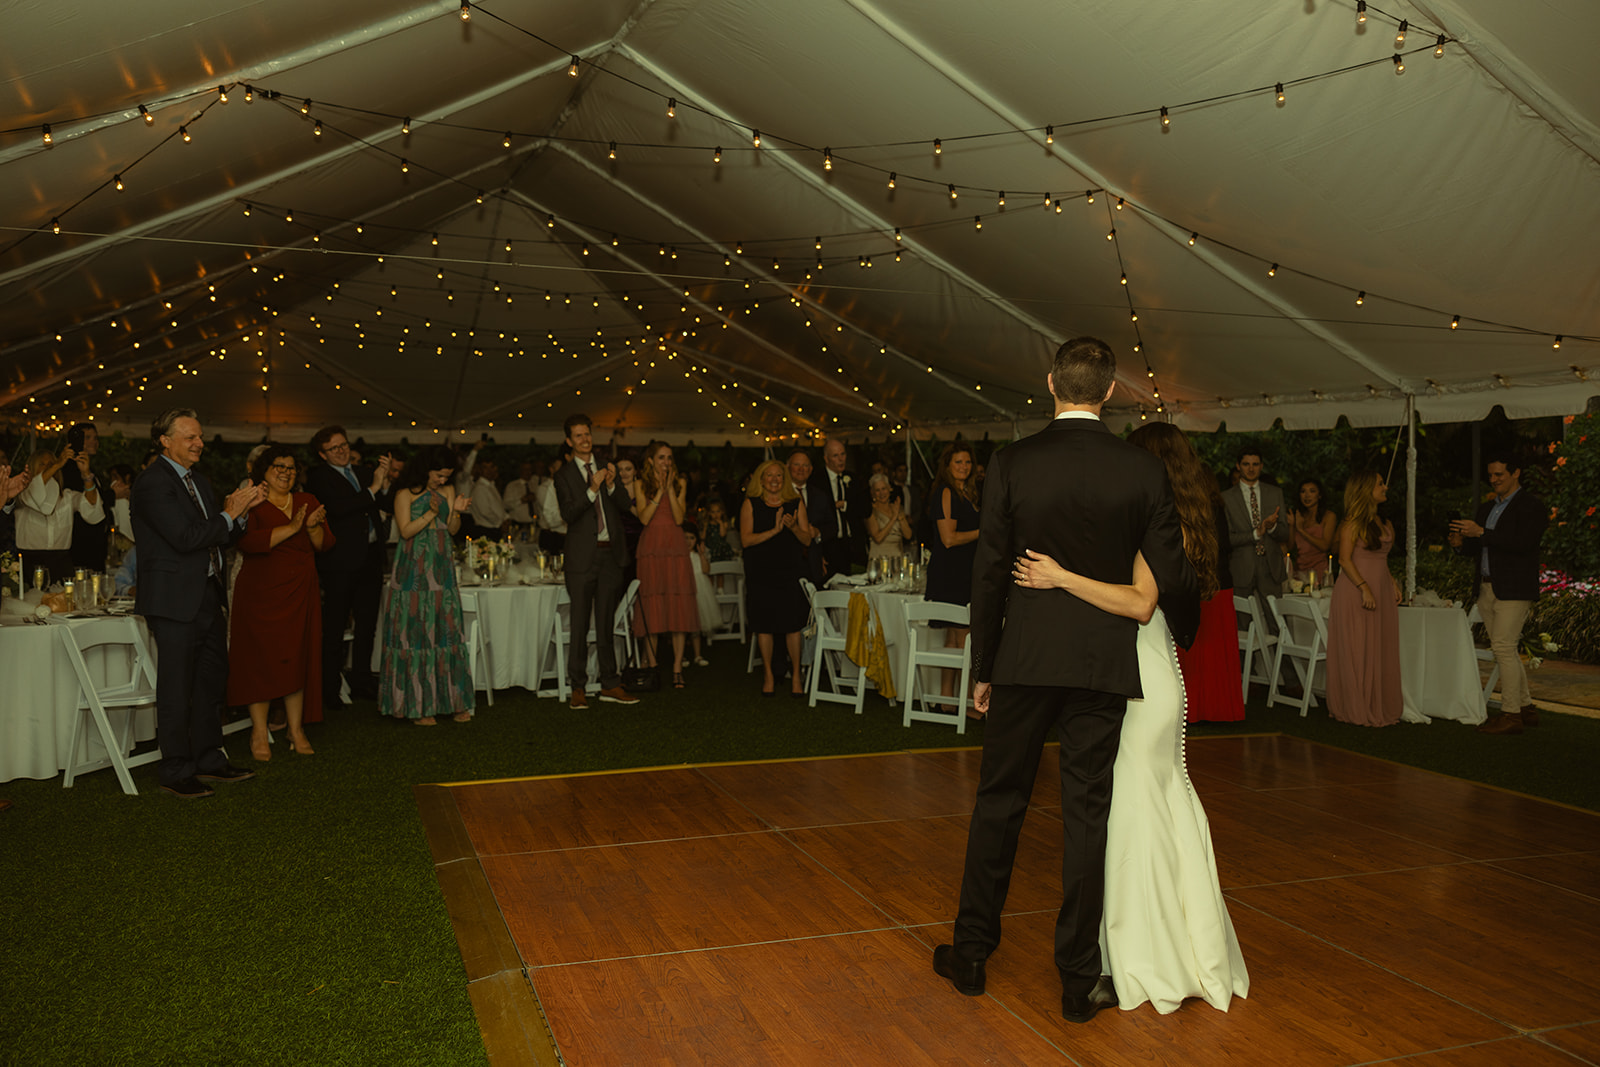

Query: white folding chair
<box><xmin>900</xmin><ymin>601</ymin><xmax>972</xmax><ymax>732</ymax></box>
<box><xmin>612</xmin><ymin>579</ymin><xmax>644</xmax><ymax>672</ymax></box>
<box><xmin>805</xmin><ymin>590</ymin><xmax>871</xmax><ymax>713</ymax></box>
<box><xmin>60</xmin><ymin>618</ymin><xmax>162</xmax><ymax>795</ymax></box>
<box><xmin>1466</xmin><ymin>603</ymin><xmax>1501</xmax><ymax>710</ymax></box>
<box><xmin>1267</xmin><ymin>596</ymin><xmax>1327</xmax><ymax>716</ymax></box>
<box><xmin>458</xmin><ymin>589</ymin><xmax>494</xmax><ymax>707</ymax></box>
<box><xmin>535</xmin><ymin>588</ymin><xmax>571</xmax><ymax>700</ymax></box>
<box><xmin>538</xmin><ymin>581</ymin><xmax>639</xmax><ymax>700</ymax></box>
<box><xmin>709</xmin><ymin>560</ymin><xmax>746</xmax><ymax>644</ymax></box>
<box><xmin>1234</xmin><ymin>593</ymin><xmax>1278</xmax><ymax>701</ymax></box>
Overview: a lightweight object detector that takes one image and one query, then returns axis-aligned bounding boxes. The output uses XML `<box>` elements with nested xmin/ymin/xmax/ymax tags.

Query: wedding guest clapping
<box><xmin>740</xmin><ymin>460</ymin><xmax>812</xmax><ymax>697</ymax></box>
<box><xmin>379</xmin><ymin>446</ymin><xmax>475</xmax><ymax>725</ymax></box>
<box><xmin>925</xmin><ymin>441</ymin><xmax>981</xmax><ymax>705</ymax></box>
<box><xmin>865</xmin><ymin>473</ymin><xmax>913</xmax><ymax>560</ymax></box>
<box><xmin>1288</xmin><ymin>478</ymin><xmax>1337</xmax><ymax>583</ymax></box>
<box><xmin>228</xmin><ymin>445</ymin><xmax>334</xmax><ymax>759</ymax></box>
<box><xmin>1326</xmin><ymin>472</ymin><xmax>1403</xmax><ymax>727</ymax></box>
<box><xmin>633</xmin><ymin>442</ymin><xmax>699</xmax><ymax>689</ymax></box>
<box><xmin>16</xmin><ymin>446</ymin><xmax>103</xmax><ymax>585</ymax></box>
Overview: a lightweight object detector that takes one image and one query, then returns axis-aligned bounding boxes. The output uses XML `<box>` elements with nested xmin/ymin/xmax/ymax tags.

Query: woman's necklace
<box><xmin>269</xmin><ymin>492</ymin><xmax>293</xmax><ymax>517</ymax></box>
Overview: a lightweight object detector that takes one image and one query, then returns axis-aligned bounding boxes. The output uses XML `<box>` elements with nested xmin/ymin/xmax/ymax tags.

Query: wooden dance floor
<box><xmin>415</xmin><ymin>736</ymin><xmax>1600</xmax><ymax>1066</ymax></box>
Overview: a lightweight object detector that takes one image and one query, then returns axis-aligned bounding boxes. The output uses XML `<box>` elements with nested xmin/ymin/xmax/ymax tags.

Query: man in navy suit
<box><xmin>786</xmin><ymin>449</ymin><xmax>831</xmax><ymax>585</ymax></box>
<box><xmin>933</xmin><ymin>338</ymin><xmax>1195</xmax><ymax>1022</ymax></box>
<box><xmin>306</xmin><ymin>425</ymin><xmax>392</xmax><ymax>704</ymax></box>
<box><xmin>132</xmin><ymin>409</ymin><xmax>263</xmax><ymax>798</ymax></box>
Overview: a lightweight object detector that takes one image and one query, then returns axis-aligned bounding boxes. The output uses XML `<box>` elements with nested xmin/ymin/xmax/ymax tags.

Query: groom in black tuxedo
<box><xmin>933</xmin><ymin>337</ymin><xmax>1195</xmax><ymax>1022</ymax></box>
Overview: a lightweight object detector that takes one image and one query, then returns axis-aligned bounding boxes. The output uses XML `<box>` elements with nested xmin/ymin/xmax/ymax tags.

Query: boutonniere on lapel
<box><xmin>840</xmin><ymin>474</ymin><xmax>850</xmax><ymax>485</ymax></box>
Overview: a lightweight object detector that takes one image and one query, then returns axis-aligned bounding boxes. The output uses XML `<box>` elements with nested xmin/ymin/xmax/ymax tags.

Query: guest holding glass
<box><xmin>633</xmin><ymin>441</ymin><xmax>699</xmax><ymax>689</ymax></box>
<box><xmin>228</xmin><ymin>445</ymin><xmax>334</xmax><ymax>759</ymax></box>
<box><xmin>740</xmin><ymin>460</ymin><xmax>813</xmax><ymax>697</ymax></box>
<box><xmin>61</xmin><ymin>423</ymin><xmax>109</xmax><ymax>571</ymax></box>
<box><xmin>925</xmin><ymin>441</ymin><xmax>981</xmax><ymax>706</ymax></box>
<box><xmin>1326</xmin><ymin>471</ymin><xmax>1403</xmax><ymax>727</ymax></box>
<box><xmin>1287</xmin><ymin>478</ymin><xmax>1337</xmax><ymax>584</ymax></box>
<box><xmin>16</xmin><ymin>446</ymin><xmax>102</xmax><ymax>585</ymax></box>
<box><xmin>865</xmin><ymin>472</ymin><xmax>913</xmax><ymax>560</ymax></box>
<box><xmin>379</xmin><ymin>446</ymin><xmax>475</xmax><ymax>725</ymax></box>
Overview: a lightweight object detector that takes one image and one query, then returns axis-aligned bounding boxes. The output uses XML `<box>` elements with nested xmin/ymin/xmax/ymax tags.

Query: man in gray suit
<box><xmin>1223</xmin><ymin>448</ymin><xmax>1288</xmax><ymax>629</ymax></box>
<box><xmin>555</xmin><ymin>414</ymin><xmax>641</xmax><ymax>710</ymax></box>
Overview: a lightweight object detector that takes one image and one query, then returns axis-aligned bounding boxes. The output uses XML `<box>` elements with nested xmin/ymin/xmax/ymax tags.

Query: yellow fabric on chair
<box><xmin>845</xmin><ymin>592</ymin><xmax>896</xmax><ymax>702</ymax></box>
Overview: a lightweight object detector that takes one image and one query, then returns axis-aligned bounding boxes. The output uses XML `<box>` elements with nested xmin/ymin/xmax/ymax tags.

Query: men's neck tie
<box><xmin>833</xmin><ymin>472</ymin><xmax>848</xmax><ymax>538</ymax></box>
<box><xmin>183</xmin><ymin>471</ymin><xmax>225</xmax><ymax>578</ymax></box>
<box><xmin>1248</xmin><ymin>484</ymin><xmax>1265</xmax><ymax>556</ymax></box>
<box><xmin>339</xmin><ymin>464</ymin><xmax>375</xmax><ymax>540</ymax></box>
<box><xmin>588</xmin><ymin>461</ymin><xmax>608</xmax><ymax>541</ymax></box>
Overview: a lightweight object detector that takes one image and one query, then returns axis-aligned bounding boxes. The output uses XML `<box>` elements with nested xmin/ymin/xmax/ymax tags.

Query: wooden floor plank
<box><xmin>453</xmin><ymin>769</ymin><xmax>771</xmax><ymax>855</ymax></box>
<box><xmin>481</xmin><ymin>831</ymin><xmax>895</xmax><ymax>966</ymax></box>
<box><xmin>1183</xmin><ymin>734</ymin><xmax>1428</xmax><ymax>790</ymax></box>
<box><xmin>1381</xmin><ymin>1037</ymin><xmax>1600</xmax><ymax>1065</ymax></box>
<box><xmin>1487</xmin><ymin>851</ymin><xmax>1600</xmax><ymax>902</ymax></box>
<box><xmin>533</xmin><ymin>929</ymin><xmax>1071</xmax><ymax>1067</ymax></box>
<box><xmin>1229</xmin><ymin>863</ymin><xmax>1600</xmax><ymax>1031</ymax></box>
<box><xmin>1539</xmin><ymin>1021</ymin><xmax>1600</xmax><ymax>1065</ymax></box>
<box><xmin>696</xmin><ymin>752</ymin><xmax>976</xmax><ymax>829</ymax></box>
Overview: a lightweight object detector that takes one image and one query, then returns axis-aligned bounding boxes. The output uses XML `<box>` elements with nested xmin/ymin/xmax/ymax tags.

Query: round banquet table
<box><xmin>0</xmin><ymin>611</ymin><xmax>158</xmax><ymax>783</ymax></box>
<box><xmin>450</xmin><ymin>580</ymin><xmax>565</xmax><ymax>691</ymax></box>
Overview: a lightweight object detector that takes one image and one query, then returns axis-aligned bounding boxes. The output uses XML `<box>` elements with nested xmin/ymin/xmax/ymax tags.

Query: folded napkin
<box><xmin>844</xmin><ymin>592</ymin><xmax>896</xmax><ymax>701</ymax></box>
<box><xmin>1411</xmin><ymin>589</ymin><xmax>1457</xmax><ymax>608</ymax></box>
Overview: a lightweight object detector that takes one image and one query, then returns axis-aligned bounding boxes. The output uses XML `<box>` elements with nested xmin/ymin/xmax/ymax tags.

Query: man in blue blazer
<box><xmin>132</xmin><ymin>409</ymin><xmax>263</xmax><ymax>798</ymax></box>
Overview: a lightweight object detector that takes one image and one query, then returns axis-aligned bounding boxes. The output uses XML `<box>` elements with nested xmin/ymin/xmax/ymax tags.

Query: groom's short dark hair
<box><xmin>1050</xmin><ymin>337</ymin><xmax>1117</xmax><ymax>404</ymax></box>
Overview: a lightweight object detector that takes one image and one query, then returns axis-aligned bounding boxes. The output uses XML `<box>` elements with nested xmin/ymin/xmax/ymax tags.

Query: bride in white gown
<box><xmin>1015</xmin><ymin>423</ymin><xmax>1248</xmax><ymax>1014</ymax></box>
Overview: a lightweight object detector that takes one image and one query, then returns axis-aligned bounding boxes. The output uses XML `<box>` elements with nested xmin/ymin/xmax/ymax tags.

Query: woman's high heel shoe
<box><xmin>289</xmin><ymin>733</ymin><xmax>314</xmax><ymax>755</ymax></box>
<box><xmin>250</xmin><ymin>732</ymin><xmax>272</xmax><ymax>762</ymax></box>
<box><xmin>673</xmin><ymin>671</ymin><xmax>686</xmax><ymax>689</ymax></box>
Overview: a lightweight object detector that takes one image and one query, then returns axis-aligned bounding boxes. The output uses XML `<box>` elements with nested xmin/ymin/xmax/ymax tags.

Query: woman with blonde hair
<box><xmin>739</xmin><ymin>459</ymin><xmax>813</xmax><ymax>696</ymax></box>
<box><xmin>1325</xmin><ymin>471</ymin><xmax>1402</xmax><ymax>726</ymax></box>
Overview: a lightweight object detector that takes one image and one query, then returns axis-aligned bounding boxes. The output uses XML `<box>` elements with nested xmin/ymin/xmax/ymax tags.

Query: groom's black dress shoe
<box><xmin>932</xmin><ymin>944</ymin><xmax>986</xmax><ymax>996</ymax></box>
<box><xmin>1062</xmin><ymin>975</ymin><xmax>1118</xmax><ymax>1023</ymax></box>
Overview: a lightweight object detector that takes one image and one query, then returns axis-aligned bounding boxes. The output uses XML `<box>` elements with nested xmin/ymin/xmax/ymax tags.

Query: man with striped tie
<box><xmin>132</xmin><ymin>409</ymin><xmax>264</xmax><ymax>798</ymax></box>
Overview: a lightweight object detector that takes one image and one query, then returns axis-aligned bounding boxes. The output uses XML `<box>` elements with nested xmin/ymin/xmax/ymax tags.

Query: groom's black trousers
<box><xmin>953</xmin><ymin>684</ymin><xmax>1127</xmax><ymax>995</ymax></box>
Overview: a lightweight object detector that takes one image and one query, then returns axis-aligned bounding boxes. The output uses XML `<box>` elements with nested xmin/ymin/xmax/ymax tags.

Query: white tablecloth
<box><xmin>830</xmin><ymin>586</ymin><xmax>942</xmax><ymax>693</ymax></box>
<box><xmin>1281</xmin><ymin>595</ymin><xmax>1485</xmax><ymax>725</ymax></box>
<box><xmin>0</xmin><ymin>613</ymin><xmax>157</xmax><ymax>783</ymax></box>
<box><xmin>458</xmin><ymin>581</ymin><xmax>564</xmax><ymax>691</ymax></box>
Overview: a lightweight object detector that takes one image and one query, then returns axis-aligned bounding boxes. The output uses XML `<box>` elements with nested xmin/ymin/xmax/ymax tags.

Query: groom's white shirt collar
<box><xmin>1052</xmin><ymin>411</ymin><xmax>1101</xmax><ymax>422</ymax></box>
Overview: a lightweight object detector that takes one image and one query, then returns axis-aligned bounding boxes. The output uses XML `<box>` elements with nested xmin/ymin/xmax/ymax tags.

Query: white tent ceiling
<box><xmin>3</xmin><ymin>0</ymin><xmax>1596</xmax><ymax>446</ymax></box>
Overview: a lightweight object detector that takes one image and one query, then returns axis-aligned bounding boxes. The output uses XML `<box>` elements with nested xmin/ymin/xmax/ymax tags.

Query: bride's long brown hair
<box><xmin>1125</xmin><ymin>423</ymin><xmax>1221</xmax><ymax>600</ymax></box>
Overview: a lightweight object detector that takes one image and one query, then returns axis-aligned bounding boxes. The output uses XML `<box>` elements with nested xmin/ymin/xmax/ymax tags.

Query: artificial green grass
<box><xmin>4</xmin><ymin>641</ymin><xmax>1597</xmax><ymax>1066</ymax></box>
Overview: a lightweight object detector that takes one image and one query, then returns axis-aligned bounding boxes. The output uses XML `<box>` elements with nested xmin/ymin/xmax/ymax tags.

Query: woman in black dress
<box><xmin>739</xmin><ymin>459</ymin><xmax>814</xmax><ymax>696</ymax></box>
<box><xmin>925</xmin><ymin>441</ymin><xmax>981</xmax><ymax>705</ymax></box>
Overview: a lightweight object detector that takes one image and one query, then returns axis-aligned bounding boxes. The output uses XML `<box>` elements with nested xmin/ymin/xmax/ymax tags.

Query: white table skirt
<box><xmin>1283</xmin><ymin>595</ymin><xmax>1486</xmax><ymax>725</ymax></box>
<box><xmin>0</xmin><ymin>613</ymin><xmax>157</xmax><ymax>783</ymax></box>
<box><xmin>458</xmin><ymin>582</ymin><xmax>564</xmax><ymax>691</ymax></box>
<box><xmin>830</xmin><ymin>586</ymin><xmax>946</xmax><ymax>693</ymax></box>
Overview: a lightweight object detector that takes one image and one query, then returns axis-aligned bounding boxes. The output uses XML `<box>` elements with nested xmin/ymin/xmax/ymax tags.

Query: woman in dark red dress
<box><xmin>1126</xmin><ymin>423</ymin><xmax>1245</xmax><ymax>723</ymax></box>
<box><xmin>228</xmin><ymin>444</ymin><xmax>335</xmax><ymax>759</ymax></box>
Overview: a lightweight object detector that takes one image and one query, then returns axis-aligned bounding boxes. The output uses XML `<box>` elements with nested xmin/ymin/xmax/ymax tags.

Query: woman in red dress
<box><xmin>1126</xmin><ymin>423</ymin><xmax>1246</xmax><ymax>722</ymax></box>
<box><xmin>632</xmin><ymin>441</ymin><xmax>698</xmax><ymax>688</ymax></box>
<box><xmin>228</xmin><ymin>444</ymin><xmax>334</xmax><ymax>759</ymax></box>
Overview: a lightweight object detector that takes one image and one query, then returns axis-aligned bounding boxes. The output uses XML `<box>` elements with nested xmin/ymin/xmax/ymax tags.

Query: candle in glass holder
<box><xmin>90</xmin><ymin>573</ymin><xmax>104</xmax><ymax>606</ymax></box>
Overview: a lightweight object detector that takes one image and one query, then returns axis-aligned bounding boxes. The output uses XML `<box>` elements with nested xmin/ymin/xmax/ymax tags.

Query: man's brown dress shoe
<box><xmin>1521</xmin><ymin>704</ymin><xmax>1541</xmax><ymax>727</ymax></box>
<box><xmin>1062</xmin><ymin>975</ymin><xmax>1118</xmax><ymax>1023</ymax></box>
<box><xmin>1478</xmin><ymin>712</ymin><xmax>1524</xmax><ymax>734</ymax></box>
<box><xmin>598</xmin><ymin>686</ymin><xmax>640</xmax><ymax>705</ymax></box>
<box><xmin>932</xmin><ymin>944</ymin><xmax>985</xmax><ymax>996</ymax></box>
<box><xmin>569</xmin><ymin>690</ymin><xmax>588</xmax><ymax>710</ymax></box>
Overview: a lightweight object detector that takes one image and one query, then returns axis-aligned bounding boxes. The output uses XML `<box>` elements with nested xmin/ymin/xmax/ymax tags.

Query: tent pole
<box><xmin>1406</xmin><ymin>394</ymin><xmax>1417</xmax><ymax>603</ymax></box>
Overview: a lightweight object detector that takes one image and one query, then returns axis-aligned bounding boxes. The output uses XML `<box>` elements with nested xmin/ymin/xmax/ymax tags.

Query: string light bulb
<box><xmin>1395</xmin><ymin>19</ymin><xmax>1407</xmax><ymax>47</ymax></box>
<box><xmin>666</xmin><ymin>97</ymin><xmax>676</xmax><ymax>118</ymax></box>
<box><xmin>751</xmin><ymin>128</ymin><xmax>761</xmax><ymax>148</ymax></box>
<box><xmin>503</xmin><ymin>132</ymin><xmax>512</xmax><ymax>148</ymax></box>
<box><xmin>41</xmin><ymin>124</ymin><xmax>52</xmax><ymax>147</ymax></box>
<box><xmin>1107</xmin><ymin>227</ymin><xmax>1116</xmax><ymax>240</ymax></box>
<box><xmin>432</xmin><ymin>233</ymin><xmax>439</xmax><ymax>246</ymax></box>
<box><xmin>459</xmin><ymin>0</ymin><xmax>470</xmax><ymax>20</ymax></box>
<box><xmin>894</xmin><ymin>227</ymin><xmax>902</xmax><ymax>243</ymax></box>
<box><xmin>1393</xmin><ymin>54</ymin><xmax>1405</xmax><ymax>75</ymax></box>
<box><xmin>823</xmin><ymin>147</ymin><xmax>832</xmax><ymax>171</ymax></box>
<box><xmin>713</xmin><ymin>145</ymin><xmax>722</xmax><ymax>163</ymax></box>
<box><xmin>887</xmin><ymin>172</ymin><xmax>896</xmax><ymax>189</ymax></box>
<box><xmin>1187</xmin><ymin>232</ymin><xmax>1197</xmax><ymax>246</ymax></box>
<box><xmin>998</xmin><ymin>190</ymin><xmax>1006</xmax><ymax>207</ymax></box>
<box><xmin>933</xmin><ymin>138</ymin><xmax>942</xmax><ymax>155</ymax></box>
<box><xmin>180</xmin><ymin>124</ymin><xmax>191</xmax><ymax>142</ymax></box>
<box><xmin>243</xmin><ymin>203</ymin><xmax>251</xmax><ymax>216</ymax></box>
<box><xmin>400</xmin><ymin>158</ymin><xmax>409</xmax><ymax>173</ymax></box>
<box><xmin>567</xmin><ymin>55</ymin><xmax>580</xmax><ymax>77</ymax></box>
<box><xmin>1356</xmin><ymin>1</ymin><xmax>1367</xmax><ymax>24</ymax></box>
<box><xmin>1355</xmin><ymin>290</ymin><xmax>1365</xmax><ymax>305</ymax></box>
<box><xmin>974</xmin><ymin>216</ymin><xmax>982</xmax><ymax>231</ymax></box>
<box><xmin>1045</xmin><ymin>125</ymin><xmax>1054</xmax><ymax>144</ymax></box>
<box><xmin>948</xmin><ymin>183</ymin><xmax>957</xmax><ymax>201</ymax></box>
<box><xmin>1086</xmin><ymin>190</ymin><xmax>1094</xmax><ymax>203</ymax></box>
<box><xmin>114</xmin><ymin>173</ymin><xmax>124</xmax><ymax>191</ymax></box>
<box><xmin>608</xmin><ymin>141</ymin><xmax>617</xmax><ymax>160</ymax></box>
<box><xmin>1275</xmin><ymin>82</ymin><xmax>1285</xmax><ymax>104</ymax></box>
<box><xmin>1450</xmin><ymin>315</ymin><xmax>1459</xmax><ymax>329</ymax></box>
<box><xmin>1268</xmin><ymin>263</ymin><xmax>1277</xmax><ymax>276</ymax></box>
<box><xmin>313</xmin><ymin>119</ymin><xmax>322</xmax><ymax>138</ymax></box>
<box><xmin>1160</xmin><ymin>106</ymin><xmax>1170</xmax><ymax>129</ymax></box>
<box><xmin>1119</xmin><ymin>273</ymin><xmax>1127</xmax><ymax>285</ymax></box>
<box><xmin>51</xmin><ymin>217</ymin><xmax>61</xmax><ymax>235</ymax></box>
<box><xmin>402</xmin><ymin>117</ymin><xmax>411</xmax><ymax>135</ymax></box>
<box><xmin>243</xmin><ymin>86</ymin><xmax>253</xmax><ymax>104</ymax></box>
<box><xmin>300</xmin><ymin>98</ymin><xmax>311</xmax><ymax>115</ymax></box>
<box><xmin>140</xmin><ymin>104</ymin><xmax>153</xmax><ymax>125</ymax></box>
<box><xmin>1553</xmin><ymin>335</ymin><xmax>1563</xmax><ymax>349</ymax></box>
<box><xmin>218</xmin><ymin>85</ymin><xmax>228</xmax><ymax>103</ymax></box>
<box><xmin>1435</xmin><ymin>35</ymin><xmax>1446</xmax><ymax>57</ymax></box>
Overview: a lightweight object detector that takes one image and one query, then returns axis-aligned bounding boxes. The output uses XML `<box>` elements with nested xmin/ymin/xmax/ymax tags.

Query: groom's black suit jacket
<box><xmin>969</xmin><ymin>416</ymin><xmax>1197</xmax><ymax>699</ymax></box>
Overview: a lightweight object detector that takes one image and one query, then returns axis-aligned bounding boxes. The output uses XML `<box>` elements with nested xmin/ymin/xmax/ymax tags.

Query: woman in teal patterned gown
<box><xmin>380</xmin><ymin>446</ymin><xmax>475</xmax><ymax>724</ymax></box>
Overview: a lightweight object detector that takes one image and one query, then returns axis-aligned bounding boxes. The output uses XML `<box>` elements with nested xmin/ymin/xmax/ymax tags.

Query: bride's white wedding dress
<box><xmin>1099</xmin><ymin>606</ymin><xmax>1250</xmax><ymax>1013</ymax></box>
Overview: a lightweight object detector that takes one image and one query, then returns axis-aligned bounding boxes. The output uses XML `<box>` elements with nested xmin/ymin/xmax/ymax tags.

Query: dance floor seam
<box><xmin>419</xmin><ymin>736</ymin><xmax>1600</xmax><ymax>1067</ymax></box>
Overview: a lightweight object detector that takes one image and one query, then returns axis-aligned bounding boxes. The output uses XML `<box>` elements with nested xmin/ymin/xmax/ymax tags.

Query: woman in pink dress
<box><xmin>1287</xmin><ymin>478</ymin><xmax>1337</xmax><ymax>584</ymax></box>
<box><xmin>632</xmin><ymin>441</ymin><xmax>698</xmax><ymax>688</ymax></box>
<box><xmin>1325</xmin><ymin>471</ymin><xmax>1402</xmax><ymax>726</ymax></box>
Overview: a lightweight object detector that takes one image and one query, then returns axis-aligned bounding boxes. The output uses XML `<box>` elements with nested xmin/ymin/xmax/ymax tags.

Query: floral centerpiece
<box><xmin>0</xmin><ymin>551</ymin><xmax>18</xmax><ymax>598</ymax></box>
<box><xmin>460</xmin><ymin>537</ymin><xmax>518</xmax><ymax>581</ymax></box>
